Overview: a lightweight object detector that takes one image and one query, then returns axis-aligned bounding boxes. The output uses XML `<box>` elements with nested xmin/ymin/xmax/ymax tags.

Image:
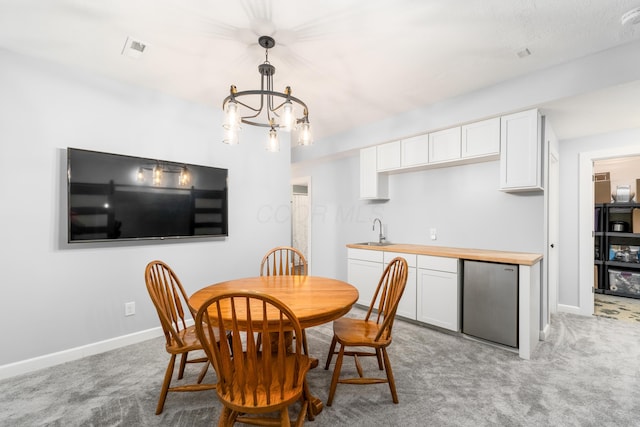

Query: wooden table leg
<box><xmin>269</xmin><ymin>333</ymin><xmax>324</xmax><ymax>416</ymax></box>
<box><xmin>304</xmin><ymin>380</ymin><xmax>324</xmax><ymax>418</ymax></box>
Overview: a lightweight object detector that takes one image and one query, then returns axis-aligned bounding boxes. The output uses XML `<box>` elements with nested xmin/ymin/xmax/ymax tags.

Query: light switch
<box><xmin>430</xmin><ymin>228</ymin><xmax>437</xmax><ymax>240</ymax></box>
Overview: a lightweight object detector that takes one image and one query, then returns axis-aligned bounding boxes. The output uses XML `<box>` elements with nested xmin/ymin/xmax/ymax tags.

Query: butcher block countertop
<box><xmin>346</xmin><ymin>243</ymin><xmax>543</xmax><ymax>266</ymax></box>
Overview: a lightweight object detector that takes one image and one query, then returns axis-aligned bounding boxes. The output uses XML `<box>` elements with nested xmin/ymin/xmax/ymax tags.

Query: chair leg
<box><xmin>375</xmin><ymin>348</ymin><xmax>384</xmax><ymax>370</ymax></box>
<box><xmin>156</xmin><ymin>354</ymin><xmax>176</xmax><ymax>415</ymax></box>
<box><xmin>178</xmin><ymin>352</ymin><xmax>187</xmax><ymax>379</ymax></box>
<box><xmin>297</xmin><ymin>393</ymin><xmax>310</xmax><ymax>427</ymax></box>
<box><xmin>196</xmin><ymin>361</ymin><xmax>209</xmax><ymax>384</ymax></box>
<box><xmin>280</xmin><ymin>407</ymin><xmax>291</xmax><ymax>427</ymax></box>
<box><xmin>303</xmin><ymin>380</ymin><xmax>315</xmax><ymax>421</ymax></box>
<box><xmin>324</xmin><ymin>335</ymin><xmax>338</xmax><ymax>370</ymax></box>
<box><xmin>218</xmin><ymin>406</ymin><xmax>232</xmax><ymax>427</ymax></box>
<box><xmin>327</xmin><ymin>344</ymin><xmax>345</xmax><ymax>406</ymax></box>
<box><xmin>381</xmin><ymin>347</ymin><xmax>399</xmax><ymax>404</ymax></box>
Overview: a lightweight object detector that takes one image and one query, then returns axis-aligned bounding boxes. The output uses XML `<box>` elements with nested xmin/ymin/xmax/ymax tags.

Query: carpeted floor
<box><xmin>1</xmin><ymin>307</ymin><xmax>640</xmax><ymax>426</ymax></box>
<box><xmin>594</xmin><ymin>293</ymin><xmax>640</xmax><ymax>322</ymax></box>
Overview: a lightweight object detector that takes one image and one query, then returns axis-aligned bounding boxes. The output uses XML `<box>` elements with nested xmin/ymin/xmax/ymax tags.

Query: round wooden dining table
<box><xmin>189</xmin><ymin>275</ymin><xmax>359</xmax><ymax>329</ymax></box>
<box><xmin>188</xmin><ymin>275</ymin><xmax>359</xmax><ymax>416</ymax></box>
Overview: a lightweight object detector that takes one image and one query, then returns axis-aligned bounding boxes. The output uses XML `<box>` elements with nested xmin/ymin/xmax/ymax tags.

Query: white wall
<box><xmin>294</xmin><ymin>155</ymin><xmax>544</xmax><ymax>281</ymax></box>
<box><xmin>0</xmin><ymin>49</ymin><xmax>292</xmax><ymax>370</ymax></box>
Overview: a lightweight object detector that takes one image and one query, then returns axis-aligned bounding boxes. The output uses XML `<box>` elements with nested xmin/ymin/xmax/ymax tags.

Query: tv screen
<box><xmin>67</xmin><ymin>148</ymin><xmax>228</xmax><ymax>243</ymax></box>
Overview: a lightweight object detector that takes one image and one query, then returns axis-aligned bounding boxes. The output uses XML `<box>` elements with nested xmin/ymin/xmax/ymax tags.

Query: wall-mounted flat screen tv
<box><xmin>67</xmin><ymin>148</ymin><xmax>228</xmax><ymax>243</ymax></box>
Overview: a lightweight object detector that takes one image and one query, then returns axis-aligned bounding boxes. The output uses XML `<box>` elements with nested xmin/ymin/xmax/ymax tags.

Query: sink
<box><xmin>354</xmin><ymin>242</ymin><xmax>393</xmax><ymax>246</ymax></box>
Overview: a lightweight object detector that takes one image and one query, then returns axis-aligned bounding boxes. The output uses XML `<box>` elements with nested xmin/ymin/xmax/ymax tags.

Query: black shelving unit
<box><xmin>594</xmin><ymin>202</ymin><xmax>640</xmax><ymax>299</ymax></box>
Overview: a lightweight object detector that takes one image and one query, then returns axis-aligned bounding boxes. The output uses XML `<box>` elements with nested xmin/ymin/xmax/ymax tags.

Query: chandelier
<box><xmin>222</xmin><ymin>36</ymin><xmax>312</xmax><ymax>152</ymax></box>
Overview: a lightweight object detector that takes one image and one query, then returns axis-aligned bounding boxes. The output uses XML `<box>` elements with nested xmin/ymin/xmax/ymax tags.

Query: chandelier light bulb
<box><xmin>281</xmin><ymin>100</ymin><xmax>294</xmax><ymax>132</ymax></box>
<box><xmin>223</xmin><ymin>125</ymin><xmax>240</xmax><ymax>145</ymax></box>
<box><xmin>137</xmin><ymin>167</ymin><xmax>144</xmax><ymax>183</ymax></box>
<box><xmin>297</xmin><ymin>121</ymin><xmax>313</xmax><ymax>146</ymax></box>
<box><xmin>267</xmin><ymin>127</ymin><xmax>280</xmax><ymax>152</ymax></box>
<box><xmin>223</xmin><ymin>99</ymin><xmax>240</xmax><ymax>129</ymax></box>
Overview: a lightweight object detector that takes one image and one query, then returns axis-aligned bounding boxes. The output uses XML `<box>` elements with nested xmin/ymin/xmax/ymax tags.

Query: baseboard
<box><xmin>557</xmin><ymin>304</ymin><xmax>582</xmax><ymax>315</ymax></box>
<box><xmin>0</xmin><ymin>326</ymin><xmax>164</xmax><ymax>381</ymax></box>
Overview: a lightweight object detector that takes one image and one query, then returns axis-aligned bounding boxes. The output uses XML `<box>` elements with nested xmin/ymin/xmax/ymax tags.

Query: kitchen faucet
<box><xmin>373</xmin><ymin>218</ymin><xmax>385</xmax><ymax>244</ymax></box>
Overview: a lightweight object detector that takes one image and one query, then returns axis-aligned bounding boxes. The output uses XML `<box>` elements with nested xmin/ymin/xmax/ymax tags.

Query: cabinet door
<box><xmin>360</xmin><ymin>147</ymin><xmax>388</xmax><ymax>199</ymax></box>
<box><xmin>401</xmin><ymin>134</ymin><xmax>429</xmax><ymax>167</ymax></box>
<box><xmin>377</xmin><ymin>141</ymin><xmax>401</xmax><ymax>171</ymax></box>
<box><xmin>461</xmin><ymin>117</ymin><xmax>500</xmax><ymax>159</ymax></box>
<box><xmin>416</xmin><ymin>268</ymin><xmax>460</xmax><ymax>331</ymax></box>
<box><xmin>499</xmin><ymin>109</ymin><xmax>542</xmax><ymax>191</ymax></box>
<box><xmin>384</xmin><ymin>252</ymin><xmax>417</xmax><ymax>320</ymax></box>
<box><xmin>429</xmin><ymin>127</ymin><xmax>461</xmax><ymax>163</ymax></box>
<box><xmin>347</xmin><ymin>258</ymin><xmax>383</xmax><ymax>306</ymax></box>
<box><xmin>396</xmin><ymin>267</ymin><xmax>417</xmax><ymax>320</ymax></box>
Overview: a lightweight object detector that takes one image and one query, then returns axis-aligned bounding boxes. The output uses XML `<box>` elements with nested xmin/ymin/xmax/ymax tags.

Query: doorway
<box><xmin>291</xmin><ymin>177</ymin><xmax>311</xmax><ymax>272</ymax></box>
<box><xmin>578</xmin><ymin>146</ymin><xmax>640</xmax><ymax>316</ymax></box>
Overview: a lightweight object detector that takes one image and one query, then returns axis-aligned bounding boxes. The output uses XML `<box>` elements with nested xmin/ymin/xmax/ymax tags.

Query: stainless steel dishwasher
<box><xmin>462</xmin><ymin>260</ymin><xmax>518</xmax><ymax>348</ymax></box>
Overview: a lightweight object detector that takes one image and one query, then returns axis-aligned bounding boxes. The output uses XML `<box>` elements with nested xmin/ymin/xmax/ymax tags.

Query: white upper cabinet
<box><xmin>357</xmin><ymin>108</ymin><xmax>545</xmax><ymax>199</ymax></box>
<box><xmin>360</xmin><ymin>146</ymin><xmax>389</xmax><ymax>199</ymax></box>
<box><xmin>499</xmin><ymin>109</ymin><xmax>543</xmax><ymax>192</ymax></box>
<box><xmin>401</xmin><ymin>134</ymin><xmax>429</xmax><ymax>167</ymax></box>
<box><xmin>376</xmin><ymin>141</ymin><xmax>401</xmax><ymax>171</ymax></box>
<box><xmin>461</xmin><ymin>117</ymin><xmax>500</xmax><ymax>159</ymax></box>
<box><xmin>428</xmin><ymin>127</ymin><xmax>462</xmax><ymax>164</ymax></box>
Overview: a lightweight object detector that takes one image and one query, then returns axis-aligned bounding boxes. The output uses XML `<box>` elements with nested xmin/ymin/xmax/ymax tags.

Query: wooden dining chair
<box><xmin>144</xmin><ymin>260</ymin><xmax>218</xmax><ymax>415</ymax></box>
<box><xmin>260</xmin><ymin>246</ymin><xmax>310</xmax><ymax>356</ymax></box>
<box><xmin>260</xmin><ymin>246</ymin><xmax>308</xmax><ymax>276</ymax></box>
<box><xmin>323</xmin><ymin>256</ymin><xmax>408</xmax><ymax>405</ymax></box>
<box><xmin>195</xmin><ymin>290</ymin><xmax>313</xmax><ymax>427</ymax></box>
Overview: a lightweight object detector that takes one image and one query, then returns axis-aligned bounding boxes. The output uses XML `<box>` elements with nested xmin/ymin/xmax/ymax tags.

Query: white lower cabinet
<box><xmin>384</xmin><ymin>252</ymin><xmax>417</xmax><ymax>320</ymax></box>
<box><xmin>347</xmin><ymin>248</ymin><xmax>384</xmax><ymax>306</ymax></box>
<box><xmin>347</xmin><ymin>250</ymin><xmax>459</xmax><ymax>328</ymax></box>
<box><xmin>416</xmin><ymin>255</ymin><xmax>460</xmax><ymax>331</ymax></box>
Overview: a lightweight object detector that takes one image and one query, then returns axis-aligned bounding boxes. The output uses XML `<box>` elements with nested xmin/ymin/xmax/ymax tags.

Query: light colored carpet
<box><xmin>594</xmin><ymin>294</ymin><xmax>640</xmax><ymax>322</ymax></box>
<box><xmin>1</xmin><ymin>308</ymin><xmax>640</xmax><ymax>426</ymax></box>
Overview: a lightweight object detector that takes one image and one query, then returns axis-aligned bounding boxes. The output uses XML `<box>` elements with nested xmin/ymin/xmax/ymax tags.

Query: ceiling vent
<box><xmin>621</xmin><ymin>7</ymin><xmax>640</xmax><ymax>26</ymax></box>
<box><xmin>121</xmin><ymin>36</ymin><xmax>148</xmax><ymax>59</ymax></box>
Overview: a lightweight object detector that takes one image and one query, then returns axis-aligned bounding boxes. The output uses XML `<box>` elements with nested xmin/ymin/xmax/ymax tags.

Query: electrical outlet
<box><xmin>430</xmin><ymin>228</ymin><xmax>437</xmax><ymax>240</ymax></box>
<box><xmin>125</xmin><ymin>301</ymin><xmax>135</xmax><ymax>316</ymax></box>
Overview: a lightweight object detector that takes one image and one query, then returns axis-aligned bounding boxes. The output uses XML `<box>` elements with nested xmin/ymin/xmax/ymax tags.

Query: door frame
<box><xmin>291</xmin><ymin>176</ymin><xmax>312</xmax><ymax>273</ymax></box>
<box><xmin>578</xmin><ymin>145</ymin><xmax>640</xmax><ymax>316</ymax></box>
<box><xmin>547</xmin><ymin>147</ymin><xmax>560</xmax><ymax>317</ymax></box>
<box><xmin>542</xmin><ymin>121</ymin><xmax>559</xmax><ymax>339</ymax></box>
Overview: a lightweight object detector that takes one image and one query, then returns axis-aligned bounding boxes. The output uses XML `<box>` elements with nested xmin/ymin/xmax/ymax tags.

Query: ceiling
<box><xmin>2</xmin><ymin>0</ymin><xmax>640</xmax><ymax>142</ymax></box>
